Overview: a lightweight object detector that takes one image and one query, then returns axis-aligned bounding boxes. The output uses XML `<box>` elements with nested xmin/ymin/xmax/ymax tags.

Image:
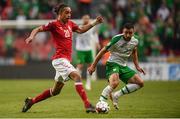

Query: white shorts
<box><xmin>52</xmin><ymin>58</ymin><xmax>77</xmax><ymax>82</ymax></box>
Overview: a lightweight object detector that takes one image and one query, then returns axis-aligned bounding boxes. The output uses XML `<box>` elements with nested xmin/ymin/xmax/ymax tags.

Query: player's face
<box><xmin>82</xmin><ymin>15</ymin><xmax>90</xmax><ymax>24</ymax></box>
<box><xmin>60</xmin><ymin>7</ymin><xmax>72</xmax><ymax>23</ymax></box>
<box><xmin>123</xmin><ymin>28</ymin><xmax>134</xmax><ymax>41</ymax></box>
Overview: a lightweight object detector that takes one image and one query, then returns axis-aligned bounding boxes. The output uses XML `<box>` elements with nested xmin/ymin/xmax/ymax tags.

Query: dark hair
<box><xmin>123</xmin><ymin>23</ymin><xmax>134</xmax><ymax>29</ymax></box>
<box><xmin>53</xmin><ymin>3</ymin><xmax>69</xmax><ymax>15</ymax></box>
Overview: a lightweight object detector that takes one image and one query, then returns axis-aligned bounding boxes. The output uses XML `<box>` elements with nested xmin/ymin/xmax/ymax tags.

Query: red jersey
<box><xmin>42</xmin><ymin>20</ymin><xmax>79</xmax><ymax>61</ymax></box>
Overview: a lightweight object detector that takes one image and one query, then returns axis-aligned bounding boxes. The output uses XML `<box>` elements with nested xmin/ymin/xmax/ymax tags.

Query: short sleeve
<box><xmin>71</xmin><ymin>21</ymin><xmax>79</xmax><ymax>31</ymax></box>
<box><xmin>42</xmin><ymin>21</ymin><xmax>54</xmax><ymax>31</ymax></box>
<box><xmin>105</xmin><ymin>35</ymin><xmax>122</xmax><ymax>50</ymax></box>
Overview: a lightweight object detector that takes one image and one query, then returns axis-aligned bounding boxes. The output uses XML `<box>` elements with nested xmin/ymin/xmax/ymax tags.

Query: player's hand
<box><xmin>88</xmin><ymin>65</ymin><xmax>96</xmax><ymax>75</ymax></box>
<box><xmin>25</xmin><ymin>37</ymin><xmax>33</xmax><ymax>44</ymax></box>
<box><xmin>136</xmin><ymin>66</ymin><xmax>146</xmax><ymax>75</ymax></box>
<box><xmin>95</xmin><ymin>16</ymin><xmax>103</xmax><ymax>24</ymax></box>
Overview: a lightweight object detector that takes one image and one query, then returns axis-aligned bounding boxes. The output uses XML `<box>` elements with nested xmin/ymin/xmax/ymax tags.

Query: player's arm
<box><xmin>75</xmin><ymin>16</ymin><xmax>103</xmax><ymax>34</ymax></box>
<box><xmin>88</xmin><ymin>47</ymin><xmax>107</xmax><ymax>75</ymax></box>
<box><xmin>25</xmin><ymin>26</ymin><xmax>44</xmax><ymax>44</ymax></box>
<box><xmin>132</xmin><ymin>47</ymin><xmax>146</xmax><ymax>75</ymax></box>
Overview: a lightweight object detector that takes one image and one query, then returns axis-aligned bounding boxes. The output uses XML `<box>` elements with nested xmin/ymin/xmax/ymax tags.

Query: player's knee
<box><xmin>134</xmin><ymin>75</ymin><xmax>144</xmax><ymax>87</ymax></box>
<box><xmin>111</xmin><ymin>80</ymin><xmax>119</xmax><ymax>89</ymax></box>
<box><xmin>70</xmin><ymin>71</ymin><xmax>82</xmax><ymax>82</ymax></box>
<box><xmin>109</xmin><ymin>74</ymin><xmax>120</xmax><ymax>89</ymax></box>
<box><xmin>138</xmin><ymin>79</ymin><xmax>144</xmax><ymax>87</ymax></box>
<box><xmin>110</xmin><ymin>74</ymin><xmax>119</xmax><ymax>80</ymax></box>
<box><xmin>73</xmin><ymin>74</ymin><xmax>82</xmax><ymax>82</ymax></box>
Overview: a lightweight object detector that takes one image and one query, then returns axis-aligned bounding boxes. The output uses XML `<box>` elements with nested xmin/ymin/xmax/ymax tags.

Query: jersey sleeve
<box><xmin>71</xmin><ymin>21</ymin><xmax>79</xmax><ymax>31</ymax></box>
<box><xmin>105</xmin><ymin>35</ymin><xmax>121</xmax><ymax>50</ymax></box>
<box><xmin>42</xmin><ymin>21</ymin><xmax>54</xmax><ymax>31</ymax></box>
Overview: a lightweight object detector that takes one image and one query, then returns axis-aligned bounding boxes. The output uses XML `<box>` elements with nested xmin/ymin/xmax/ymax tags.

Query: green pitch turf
<box><xmin>0</xmin><ymin>79</ymin><xmax>180</xmax><ymax>118</ymax></box>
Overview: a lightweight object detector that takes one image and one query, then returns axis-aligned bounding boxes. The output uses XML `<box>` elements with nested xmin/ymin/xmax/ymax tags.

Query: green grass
<box><xmin>0</xmin><ymin>79</ymin><xmax>180</xmax><ymax>118</ymax></box>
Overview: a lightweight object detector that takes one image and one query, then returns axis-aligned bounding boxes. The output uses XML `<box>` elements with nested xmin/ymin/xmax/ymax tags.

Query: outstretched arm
<box><xmin>132</xmin><ymin>47</ymin><xmax>146</xmax><ymax>75</ymax></box>
<box><xmin>25</xmin><ymin>26</ymin><xmax>44</xmax><ymax>44</ymax></box>
<box><xmin>88</xmin><ymin>47</ymin><xmax>107</xmax><ymax>75</ymax></box>
<box><xmin>75</xmin><ymin>16</ymin><xmax>103</xmax><ymax>34</ymax></box>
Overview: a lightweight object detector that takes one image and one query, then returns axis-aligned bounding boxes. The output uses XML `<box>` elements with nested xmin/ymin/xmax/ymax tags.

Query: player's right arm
<box><xmin>25</xmin><ymin>26</ymin><xmax>44</xmax><ymax>44</ymax></box>
<box><xmin>75</xmin><ymin>16</ymin><xmax>103</xmax><ymax>34</ymax></box>
<box><xmin>88</xmin><ymin>35</ymin><xmax>121</xmax><ymax>75</ymax></box>
<box><xmin>88</xmin><ymin>47</ymin><xmax>107</xmax><ymax>75</ymax></box>
<box><xmin>25</xmin><ymin>21</ymin><xmax>53</xmax><ymax>44</ymax></box>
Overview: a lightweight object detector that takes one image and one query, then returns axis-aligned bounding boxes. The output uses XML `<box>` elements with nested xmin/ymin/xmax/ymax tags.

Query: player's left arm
<box><xmin>132</xmin><ymin>47</ymin><xmax>146</xmax><ymax>75</ymax></box>
<box><xmin>75</xmin><ymin>16</ymin><xmax>103</xmax><ymax>34</ymax></box>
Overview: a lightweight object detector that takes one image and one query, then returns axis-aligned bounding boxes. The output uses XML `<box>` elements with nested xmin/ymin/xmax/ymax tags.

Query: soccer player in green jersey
<box><xmin>88</xmin><ymin>23</ymin><xmax>145</xmax><ymax>110</ymax></box>
<box><xmin>76</xmin><ymin>15</ymin><xmax>100</xmax><ymax>90</ymax></box>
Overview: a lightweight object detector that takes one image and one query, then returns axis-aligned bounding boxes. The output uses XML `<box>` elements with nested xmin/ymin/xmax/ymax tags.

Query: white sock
<box><xmin>114</xmin><ymin>84</ymin><xmax>141</xmax><ymax>97</ymax></box>
<box><xmin>99</xmin><ymin>85</ymin><xmax>113</xmax><ymax>101</ymax></box>
<box><xmin>86</xmin><ymin>71</ymin><xmax>91</xmax><ymax>88</ymax></box>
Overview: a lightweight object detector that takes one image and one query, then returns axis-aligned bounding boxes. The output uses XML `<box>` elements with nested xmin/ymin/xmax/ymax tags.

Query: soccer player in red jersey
<box><xmin>22</xmin><ymin>3</ymin><xmax>103</xmax><ymax>113</ymax></box>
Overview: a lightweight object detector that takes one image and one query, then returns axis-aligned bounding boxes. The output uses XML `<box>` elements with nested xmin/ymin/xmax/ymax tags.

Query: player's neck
<box><xmin>57</xmin><ymin>17</ymin><xmax>67</xmax><ymax>24</ymax></box>
<box><xmin>123</xmin><ymin>36</ymin><xmax>131</xmax><ymax>41</ymax></box>
<box><xmin>60</xmin><ymin>19</ymin><xmax>67</xmax><ymax>24</ymax></box>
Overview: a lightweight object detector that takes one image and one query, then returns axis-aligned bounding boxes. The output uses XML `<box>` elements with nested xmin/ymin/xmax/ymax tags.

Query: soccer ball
<box><xmin>96</xmin><ymin>101</ymin><xmax>110</xmax><ymax>114</ymax></box>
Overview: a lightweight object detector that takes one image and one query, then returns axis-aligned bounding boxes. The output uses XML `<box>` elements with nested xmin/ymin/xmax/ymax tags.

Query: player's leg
<box><xmin>69</xmin><ymin>71</ymin><xmax>96</xmax><ymax>113</ymax></box>
<box><xmin>99</xmin><ymin>73</ymin><xmax>120</xmax><ymax>102</ymax></box>
<box><xmin>76</xmin><ymin>64</ymin><xmax>83</xmax><ymax>76</ymax></box>
<box><xmin>100</xmin><ymin>62</ymin><xmax>120</xmax><ymax>102</ymax></box>
<box><xmin>76</xmin><ymin>50</ymin><xmax>85</xmax><ymax>75</ymax></box>
<box><xmin>85</xmin><ymin>50</ymin><xmax>94</xmax><ymax>90</ymax></box>
<box><xmin>128</xmin><ymin>74</ymin><xmax>144</xmax><ymax>86</ymax></box>
<box><xmin>77</xmin><ymin>63</ymin><xmax>91</xmax><ymax>91</ymax></box>
<box><xmin>85</xmin><ymin>63</ymin><xmax>92</xmax><ymax>90</ymax></box>
<box><xmin>113</xmin><ymin>74</ymin><xmax>144</xmax><ymax>98</ymax></box>
<box><xmin>76</xmin><ymin>50</ymin><xmax>91</xmax><ymax>90</ymax></box>
<box><xmin>111</xmin><ymin>68</ymin><xmax>144</xmax><ymax>109</ymax></box>
<box><xmin>22</xmin><ymin>58</ymin><xmax>67</xmax><ymax>112</ymax></box>
<box><xmin>22</xmin><ymin>81</ymin><xmax>64</xmax><ymax>112</ymax></box>
<box><xmin>32</xmin><ymin>81</ymin><xmax>64</xmax><ymax>103</ymax></box>
<box><xmin>76</xmin><ymin>63</ymin><xmax>91</xmax><ymax>90</ymax></box>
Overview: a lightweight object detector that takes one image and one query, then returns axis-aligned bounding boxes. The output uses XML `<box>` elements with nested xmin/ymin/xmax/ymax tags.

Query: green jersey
<box><xmin>105</xmin><ymin>34</ymin><xmax>139</xmax><ymax>66</ymax></box>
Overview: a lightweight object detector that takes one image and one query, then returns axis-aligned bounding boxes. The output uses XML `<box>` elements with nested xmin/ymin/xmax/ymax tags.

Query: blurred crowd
<box><xmin>0</xmin><ymin>0</ymin><xmax>180</xmax><ymax>62</ymax></box>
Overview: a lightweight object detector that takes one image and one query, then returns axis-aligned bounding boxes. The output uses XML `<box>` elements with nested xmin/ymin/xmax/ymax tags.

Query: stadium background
<box><xmin>0</xmin><ymin>0</ymin><xmax>180</xmax><ymax>118</ymax></box>
<box><xmin>0</xmin><ymin>0</ymin><xmax>180</xmax><ymax>79</ymax></box>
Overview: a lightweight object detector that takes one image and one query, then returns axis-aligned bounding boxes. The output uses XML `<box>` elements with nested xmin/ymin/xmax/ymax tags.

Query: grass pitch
<box><xmin>0</xmin><ymin>79</ymin><xmax>180</xmax><ymax>118</ymax></box>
